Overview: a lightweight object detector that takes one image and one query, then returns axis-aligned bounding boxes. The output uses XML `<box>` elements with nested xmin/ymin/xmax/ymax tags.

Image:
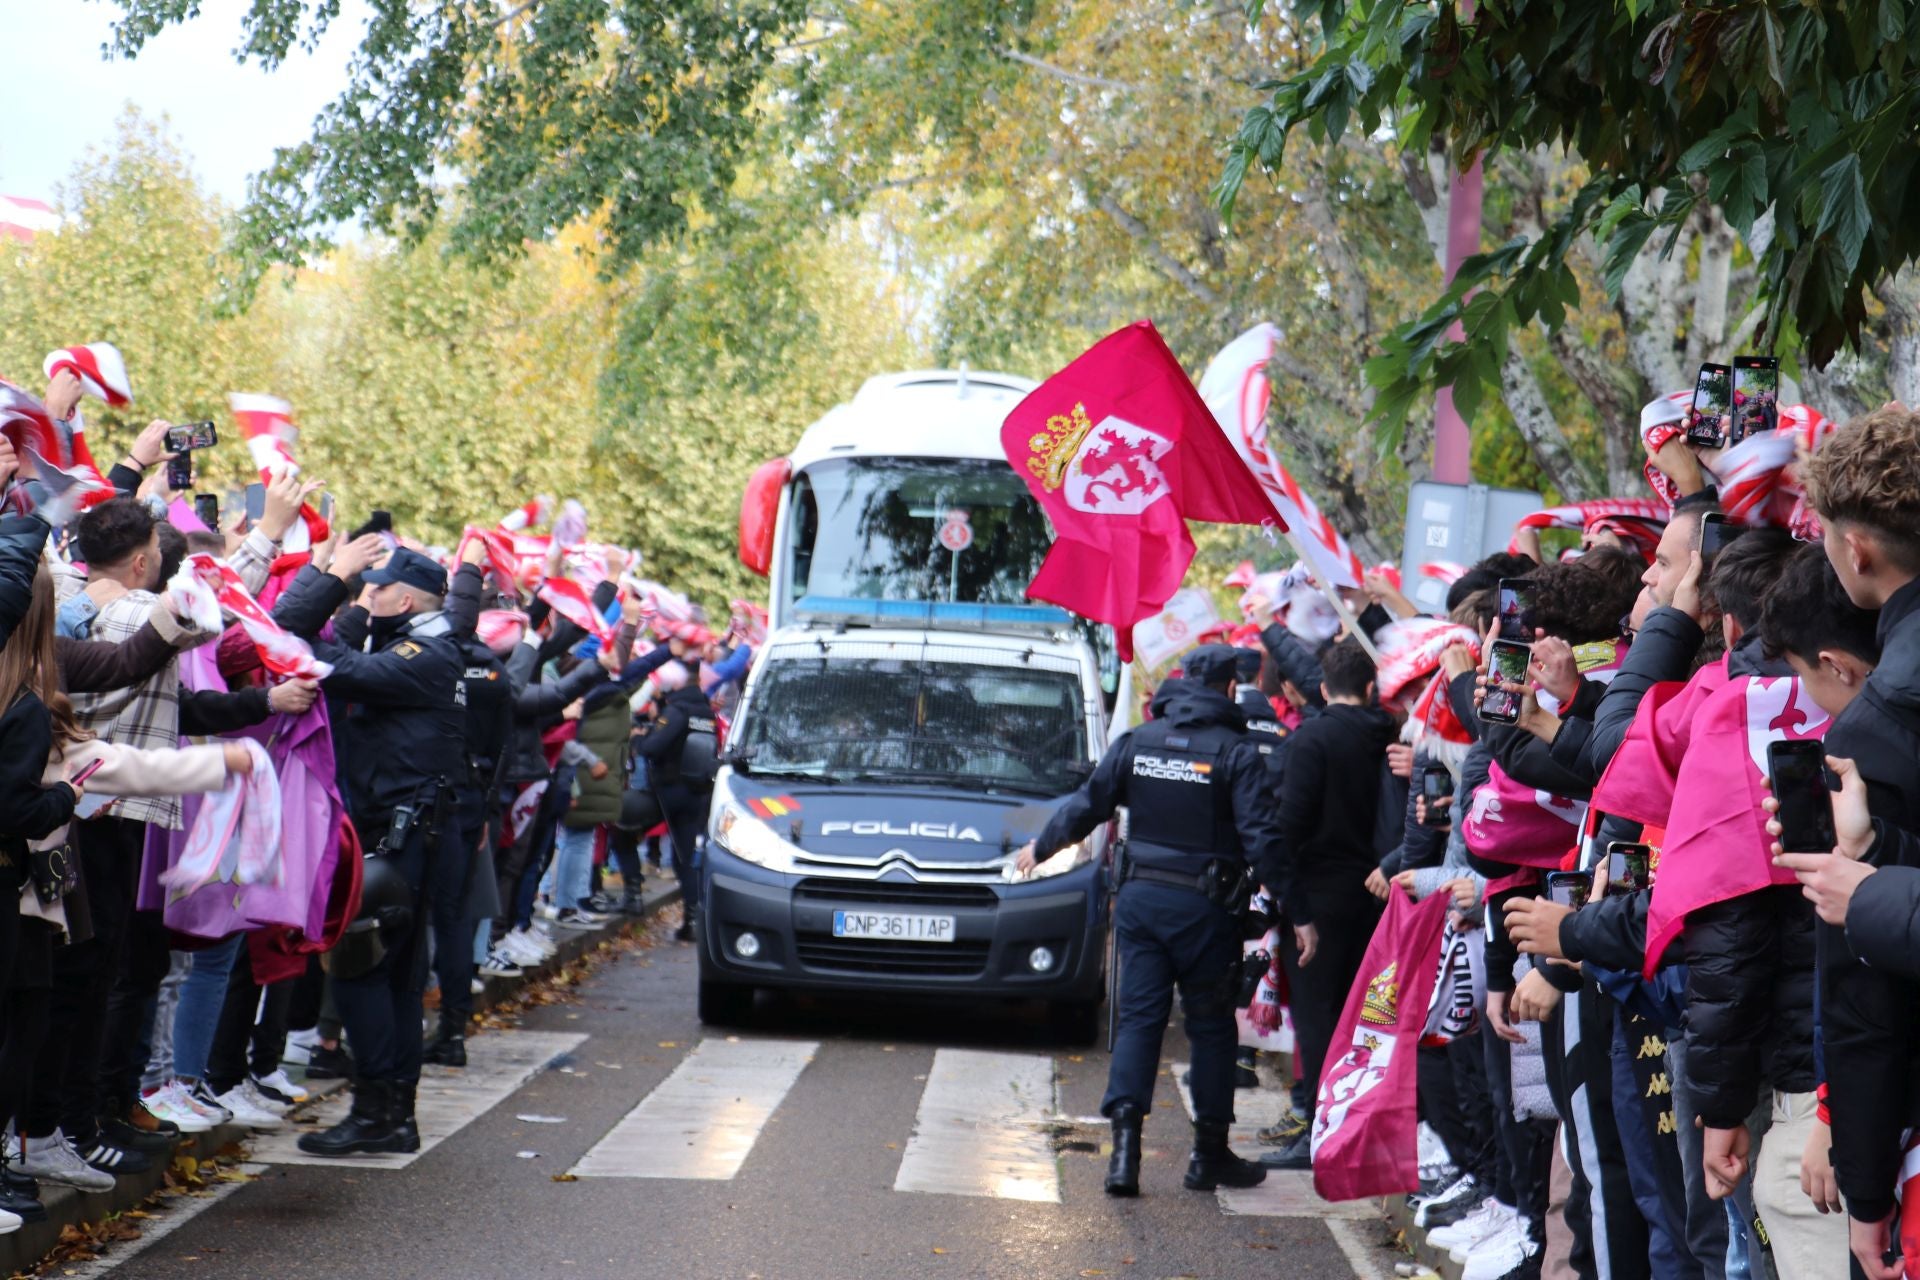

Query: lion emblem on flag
<box><xmin>1064</xmin><ymin>414</ymin><xmax>1173</xmax><ymax>516</ymax></box>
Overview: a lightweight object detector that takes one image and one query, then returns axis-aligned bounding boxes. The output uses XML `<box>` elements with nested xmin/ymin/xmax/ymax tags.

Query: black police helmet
<box><xmin>357</xmin><ymin>854</ymin><xmax>416</xmax><ymax>933</ymax></box>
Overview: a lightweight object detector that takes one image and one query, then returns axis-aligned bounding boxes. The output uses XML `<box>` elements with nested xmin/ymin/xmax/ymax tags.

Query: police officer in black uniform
<box><xmin>634</xmin><ymin>630</ymin><xmax>721</xmax><ymax>941</ymax></box>
<box><xmin>1015</xmin><ymin>644</ymin><xmax>1286</xmax><ymax>1197</ymax></box>
<box><xmin>273</xmin><ymin>537</ymin><xmax>467</xmax><ymax>1155</ymax></box>
<box><xmin>424</xmin><ymin>552</ymin><xmax>514</xmax><ymax>1067</ymax></box>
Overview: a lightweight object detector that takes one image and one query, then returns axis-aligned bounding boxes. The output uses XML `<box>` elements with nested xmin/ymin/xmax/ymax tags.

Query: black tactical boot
<box><xmin>1234</xmin><ymin>1047</ymin><xmax>1260</xmax><ymax>1089</ymax></box>
<box><xmin>620</xmin><ymin>887</ymin><xmax>647</xmax><ymax>916</ymax></box>
<box><xmin>1105</xmin><ymin>1105</ymin><xmax>1143</xmax><ymax>1196</ymax></box>
<box><xmin>392</xmin><ymin>1081</ymin><xmax>421</xmax><ymax>1153</ymax></box>
<box><xmin>1183</xmin><ymin>1121</ymin><xmax>1267</xmax><ymax>1190</ymax></box>
<box><xmin>297</xmin><ymin>1080</ymin><xmax>403</xmax><ymax>1156</ymax></box>
<box><xmin>423</xmin><ymin>1028</ymin><xmax>467</xmax><ymax>1068</ymax></box>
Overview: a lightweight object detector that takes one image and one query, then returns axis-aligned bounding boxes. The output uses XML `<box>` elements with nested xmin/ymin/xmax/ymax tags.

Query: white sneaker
<box><xmin>179</xmin><ymin>1080</ymin><xmax>234</xmax><ymax>1126</ymax></box>
<box><xmin>554</xmin><ymin>908</ymin><xmax>608</xmax><ymax>930</ymax></box>
<box><xmin>17</xmin><ymin>1131</ymin><xmax>116</xmax><ymax>1192</ymax></box>
<box><xmin>502</xmin><ymin>932</ymin><xmax>545</xmax><ymax>966</ymax></box>
<box><xmin>0</xmin><ymin>1203</ymin><xmax>19</xmax><ymax>1235</ymax></box>
<box><xmin>479</xmin><ymin>947</ymin><xmax>525</xmax><ymax>978</ymax></box>
<box><xmin>517</xmin><ymin>924</ymin><xmax>557</xmax><ymax>958</ymax></box>
<box><xmin>1460</xmin><ymin>1217</ymin><xmax>1541</xmax><ymax>1280</ymax></box>
<box><xmin>140</xmin><ymin>1084</ymin><xmax>212</xmax><ymax>1134</ymax></box>
<box><xmin>251</xmin><ymin>1068</ymin><xmax>309</xmax><ymax>1105</ymax></box>
<box><xmin>1429</xmin><ymin>1197</ymin><xmax>1511</xmax><ymax>1255</ymax></box>
<box><xmin>215</xmin><ymin>1085</ymin><xmax>284</xmax><ymax>1129</ymax></box>
<box><xmin>1413</xmin><ymin>1171</ymin><xmax>1480</xmax><ymax>1227</ymax></box>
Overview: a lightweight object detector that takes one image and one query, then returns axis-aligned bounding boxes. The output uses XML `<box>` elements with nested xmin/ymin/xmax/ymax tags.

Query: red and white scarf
<box><xmin>172</xmin><ymin>553</ymin><xmax>333</xmax><ymax>681</ymax></box>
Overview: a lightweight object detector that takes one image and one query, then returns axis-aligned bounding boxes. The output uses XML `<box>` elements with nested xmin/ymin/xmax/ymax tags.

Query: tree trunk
<box><xmin>1687</xmin><ymin>207</ymin><xmax>1734</xmax><ymax>367</ymax></box>
<box><xmin>1499</xmin><ymin>346</ymin><xmax>1597</xmax><ymax>500</ymax></box>
<box><xmin>1879</xmin><ymin>267</ymin><xmax>1920</xmax><ymax>407</ymax></box>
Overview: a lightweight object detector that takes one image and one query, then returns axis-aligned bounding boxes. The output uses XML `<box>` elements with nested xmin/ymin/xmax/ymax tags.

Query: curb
<box><xmin>2</xmin><ymin>880</ymin><xmax>683</xmax><ymax>1278</ymax></box>
<box><xmin>1386</xmin><ymin>1196</ymin><xmax>1466</xmax><ymax>1280</ymax></box>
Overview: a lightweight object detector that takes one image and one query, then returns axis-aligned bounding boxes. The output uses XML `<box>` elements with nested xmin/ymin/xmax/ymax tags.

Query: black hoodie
<box><xmin>1272</xmin><ymin>701</ymin><xmax>1398</xmax><ymax>925</ymax></box>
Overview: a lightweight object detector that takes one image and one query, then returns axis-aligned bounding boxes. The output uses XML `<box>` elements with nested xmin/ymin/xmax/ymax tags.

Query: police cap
<box><xmin>1182</xmin><ymin>643</ymin><xmax>1241</xmax><ymax>689</ymax></box>
<box><xmin>1233</xmin><ymin>647</ymin><xmax>1261</xmax><ymax>683</ymax></box>
<box><xmin>363</xmin><ymin>546</ymin><xmax>449</xmax><ymax>597</ymax></box>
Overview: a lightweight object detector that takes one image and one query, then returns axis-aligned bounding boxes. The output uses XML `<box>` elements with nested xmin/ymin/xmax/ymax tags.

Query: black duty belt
<box><xmin>1124</xmin><ymin>863</ymin><xmax>1213</xmax><ymax>895</ymax></box>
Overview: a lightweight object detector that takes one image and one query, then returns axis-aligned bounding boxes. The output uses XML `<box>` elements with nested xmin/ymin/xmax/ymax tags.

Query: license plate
<box><xmin>831</xmin><ymin>910</ymin><xmax>956</xmax><ymax>943</ymax></box>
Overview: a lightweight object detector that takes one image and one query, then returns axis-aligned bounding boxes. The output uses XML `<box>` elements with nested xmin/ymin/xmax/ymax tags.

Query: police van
<box><xmin>696</xmin><ymin>370</ymin><xmax>1121</xmax><ymax>1038</ymax></box>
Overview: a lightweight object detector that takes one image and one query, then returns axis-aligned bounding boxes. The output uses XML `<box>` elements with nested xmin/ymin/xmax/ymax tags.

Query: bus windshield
<box><xmin>787</xmin><ymin>457</ymin><xmax>1052</xmax><ymax>608</ymax></box>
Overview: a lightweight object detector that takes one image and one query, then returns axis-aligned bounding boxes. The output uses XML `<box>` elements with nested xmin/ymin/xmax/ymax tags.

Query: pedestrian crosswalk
<box><xmin>251</xmin><ymin>1031</ymin><xmax>587</xmax><ymax>1169</ymax></box>
<box><xmin>571</xmin><ymin>1037</ymin><xmax>818</xmax><ymax>1180</ymax></box>
<box><xmin>255</xmin><ymin>1031</ymin><xmax>1367</xmax><ymax>1224</ymax></box>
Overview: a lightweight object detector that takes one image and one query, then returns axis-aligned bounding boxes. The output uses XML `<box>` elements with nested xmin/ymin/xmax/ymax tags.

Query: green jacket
<box><xmin>564</xmin><ymin>695</ymin><xmax>631</xmax><ymax>830</ymax></box>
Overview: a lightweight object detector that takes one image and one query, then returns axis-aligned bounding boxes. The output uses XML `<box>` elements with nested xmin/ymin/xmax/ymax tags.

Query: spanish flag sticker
<box><xmin>747</xmin><ymin>795</ymin><xmax>800</xmax><ymax>819</ymax></box>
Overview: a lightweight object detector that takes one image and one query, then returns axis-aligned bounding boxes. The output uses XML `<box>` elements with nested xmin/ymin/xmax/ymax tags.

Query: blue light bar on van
<box><xmin>793</xmin><ymin>595</ymin><xmax>1073</xmax><ymax>630</ymax></box>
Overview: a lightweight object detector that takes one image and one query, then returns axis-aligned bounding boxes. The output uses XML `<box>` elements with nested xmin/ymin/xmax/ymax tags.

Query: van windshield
<box><xmin>787</xmin><ymin>458</ymin><xmax>1051</xmax><ymax>607</ymax></box>
<box><xmin>736</xmin><ymin>656</ymin><xmax>1088</xmax><ymax>796</ymax></box>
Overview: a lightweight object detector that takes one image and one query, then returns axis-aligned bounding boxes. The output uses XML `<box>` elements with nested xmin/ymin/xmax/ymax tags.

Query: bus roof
<box><xmin>787</xmin><ymin>369</ymin><xmax>1038</xmax><ymax>472</ymax></box>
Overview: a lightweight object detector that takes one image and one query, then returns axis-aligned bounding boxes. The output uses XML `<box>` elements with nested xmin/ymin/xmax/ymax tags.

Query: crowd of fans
<box><xmin>0</xmin><ymin>344</ymin><xmax>750</xmax><ymax>1232</ymax></box>
<box><xmin>1206</xmin><ymin>397</ymin><xmax>1920</xmax><ymax>1280</ymax></box>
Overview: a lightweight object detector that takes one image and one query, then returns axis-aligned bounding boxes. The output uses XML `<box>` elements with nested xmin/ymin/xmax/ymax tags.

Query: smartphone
<box><xmin>166</xmin><ymin>454</ymin><xmax>193</xmax><ymax>491</ymax></box>
<box><xmin>71</xmin><ymin>757</ymin><xmax>106</xmax><ymax>788</ymax></box>
<box><xmin>165</xmin><ymin>421</ymin><xmax>218</xmax><ymax>452</ymax></box>
<box><xmin>1421</xmin><ymin>768</ymin><xmax>1453</xmax><ymax>828</ymax></box>
<box><xmin>1605</xmin><ymin>842</ymin><xmax>1652</xmax><ymax>896</ymax></box>
<box><xmin>1497</xmin><ymin>577</ymin><xmax>1536</xmax><ymax>643</ymax></box>
<box><xmin>1768</xmin><ymin>740</ymin><xmax>1837</xmax><ymax>853</ymax></box>
<box><xmin>1687</xmin><ymin>362</ymin><xmax>1734</xmax><ymax>447</ymax></box>
<box><xmin>193</xmin><ymin>494</ymin><xmax>220</xmax><ymax>529</ymax></box>
<box><xmin>1698</xmin><ymin>511</ymin><xmax>1744</xmax><ymax>574</ymax></box>
<box><xmin>1545</xmin><ymin>870</ymin><xmax>1592</xmax><ymax>909</ymax></box>
<box><xmin>367</xmin><ymin>509</ymin><xmax>393</xmax><ymax>534</ymax></box>
<box><xmin>1479</xmin><ymin>639</ymin><xmax>1531</xmax><ymax>725</ymax></box>
<box><xmin>318</xmin><ymin>492</ymin><xmax>335</xmax><ymax>523</ymax></box>
<box><xmin>1730</xmin><ymin>355</ymin><xmax>1780</xmax><ymax>444</ymax></box>
<box><xmin>244</xmin><ymin>482</ymin><xmax>266</xmax><ymax>524</ymax></box>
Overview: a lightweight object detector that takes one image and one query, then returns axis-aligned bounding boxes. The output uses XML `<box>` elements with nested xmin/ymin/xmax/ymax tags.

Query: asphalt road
<box><xmin>86</xmin><ymin>915</ymin><xmax>1401</xmax><ymax>1280</ymax></box>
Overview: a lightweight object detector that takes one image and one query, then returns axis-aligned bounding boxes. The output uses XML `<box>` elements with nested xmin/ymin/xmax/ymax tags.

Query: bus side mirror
<box><xmin>738</xmin><ymin>457</ymin><xmax>791</xmax><ymax>577</ymax></box>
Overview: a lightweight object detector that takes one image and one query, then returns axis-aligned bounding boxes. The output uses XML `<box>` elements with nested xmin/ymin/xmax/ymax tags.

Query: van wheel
<box><xmin>1052</xmin><ymin>999</ymin><xmax>1101</xmax><ymax>1046</ymax></box>
<box><xmin>698</xmin><ymin>976</ymin><xmax>755</xmax><ymax>1026</ymax></box>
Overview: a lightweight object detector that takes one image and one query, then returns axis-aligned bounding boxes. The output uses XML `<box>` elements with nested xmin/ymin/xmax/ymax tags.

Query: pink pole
<box><xmin>1432</xmin><ymin>157</ymin><xmax>1483</xmax><ymax>485</ymax></box>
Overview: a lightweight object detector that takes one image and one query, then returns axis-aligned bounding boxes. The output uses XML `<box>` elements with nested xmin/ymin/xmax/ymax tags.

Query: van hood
<box><xmin>720</xmin><ymin>770</ymin><xmax>1069</xmax><ymax>863</ymax></box>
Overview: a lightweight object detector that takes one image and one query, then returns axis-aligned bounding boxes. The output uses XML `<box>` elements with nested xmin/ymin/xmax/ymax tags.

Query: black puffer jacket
<box><xmin>1680</xmin><ymin>630</ymin><xmax>1816</xmax><ymax>1130</ymax></box>
<box><xmin>1821</xmin><ymin>577</ymin><xmax>1920</xmax><ymax>1223</ymax></box>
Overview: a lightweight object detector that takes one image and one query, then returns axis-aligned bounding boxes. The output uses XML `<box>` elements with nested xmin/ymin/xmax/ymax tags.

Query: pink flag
<box><xmin>538</xmin><ymin>576</ymin><xmax>612</xmax><ymax>643</ymax></box>
<box><xmin>1591</xmin><ymin>661</ymin><xmax>1731</xmax><ymax>827</ymax></box>
<box><xmin>1643</xmin><ymin>675</ymin><xmax>1830</xmax><ymax>973</ymax></box>
<box><xmin>1002</xmin><ymin>321</ymin><xmax>1282</xmax><ymax>660</ymax></box>
<box><xmin>1197</xmin><ymin>323</ymin><xmax>1365</xmax><ymax>589</ymax></box>
<box><xmin>1311</xmin><ymin>889</ymin><xmax>1450</xmax><ymax>1201</ymax></box>
<box><xmin>1461</xmin><ymin>759</ymin><xmax>1585</xmax><ymax>869</ymax></box>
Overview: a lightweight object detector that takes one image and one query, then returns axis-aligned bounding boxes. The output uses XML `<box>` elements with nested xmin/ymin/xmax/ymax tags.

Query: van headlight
<box><xmin>1004</xmin><ymin>838</ymin><xmax>1093</xmax><ymax>883</ymax></box>
<box><xmin>712</xmin><ymin>803</ymin><xmax>801</xmax><ymax>874</ymax></box>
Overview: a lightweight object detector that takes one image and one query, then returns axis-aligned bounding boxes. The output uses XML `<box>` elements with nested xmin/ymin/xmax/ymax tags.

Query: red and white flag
<box><xmin>230</xmin><ymin>393</ymin><xmax>300</xmax><ymax>477</ymax></box>
<box><xmin>44</xmin><ymin>343</ymin><xmax>133</xmax><ymax>407</ymax></box>
<box><xmin>0</xmin><ymin>194</ymin><xmax>58</xmax><ymax>245</ymax></box>
<box><xmin>1002</xmin><ymin>321</ymin><xmax>1282</xmax><ymax>660</ymax></box>
<box><xmin>0</xmin><ymin>383</ymin><xmax>110</xmax><ymax>519</ymax></box>
<box><xmin>172</xmin><ymin>553</ymin><xmax>332</xmax><ymax>681</ymax></box>
<box><xmin>498</xmin><ymin>496</ymin><xmax>554</xmax><ymax>533</ymax></box>
<box><xmin>1197</xmin><ymin>323</ymin><xmax>1365</xmax><ymax>589</ymax></box>
<box><xmin>1311</xmin><ymin>888</ymin><xmax>1450</xmax><ymax>1201</ymax></box>
<box><xmin>456</xmin><ymin>524</ymin><xmax>523</xmax><ymax>593</ymax></box>
<box><xmin>538</xmin><ymin>576</ymin><xmax>613</xmax><ymax>643</ymax></box>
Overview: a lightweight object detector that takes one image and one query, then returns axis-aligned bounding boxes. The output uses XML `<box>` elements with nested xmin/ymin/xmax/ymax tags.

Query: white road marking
<box><xmin>250</xmin><ymin>1030</ymin><xmax>586</xmax><ymax>1169</ymax></box>
<box><xmin>59</xmin><ymin>1162</ymin><xmax>267</xmax><ymax>1277</ymax></box>
<box><xmin>570</xmin><ymin>1037</ymin><xmax>818</xmax><ymax>1179</ymax></box>
<box><xmin>1170</xmin><ymin>1060</ymin><xmax>1380</xmax><ymax>1221</ymax></box>
<box><xmin>893</xmin><ymin>1048</ymin><xmax>1060</xmax><ymax>1203</ymax></box>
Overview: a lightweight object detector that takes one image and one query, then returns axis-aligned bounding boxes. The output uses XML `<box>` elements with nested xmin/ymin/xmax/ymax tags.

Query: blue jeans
<box><xmin>1102</xmin><ymin>880</ymin><xmax>1239</xmax><ymax>1124</ymax></box>
<box><xmin>172</xmin><ymin>935</ymin><xmax>242</xmax><ymax>1084</ymax></box>
<box><xmin>551</xmin><ymin>824</ymin><xmax>597</xmax><ymax>913</ymax></box>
